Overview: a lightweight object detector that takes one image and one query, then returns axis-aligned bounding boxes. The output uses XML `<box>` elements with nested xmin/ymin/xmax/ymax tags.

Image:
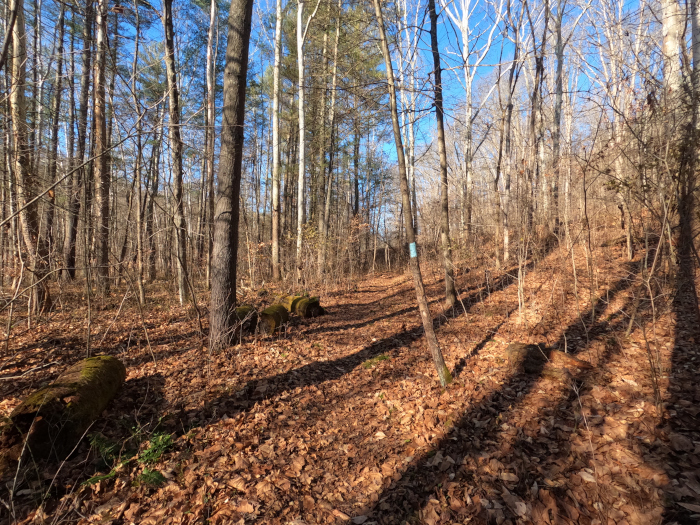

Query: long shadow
<box><xmin>663</xmin><ymin>217</ymin><xmax>700</xmax><ymax>523</ymax></box>
<box><xmin>356</xmin><ymin>261</ymin><xmax>641</xmax><ymax>524</ymax></box>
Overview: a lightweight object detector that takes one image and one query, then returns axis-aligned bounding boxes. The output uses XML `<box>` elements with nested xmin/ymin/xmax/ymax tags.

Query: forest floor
<box><xmin>1</xmin><ymin>237</ymin><xmax>700</xmax><ymax>525</ymax></box>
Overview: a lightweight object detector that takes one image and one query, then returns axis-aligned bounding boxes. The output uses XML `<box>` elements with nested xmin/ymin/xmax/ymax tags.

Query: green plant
<box><xmin>138</xmin><ymin>468</ymin><xmax>166</xmax><ymax>487</ymax></box>
<box><xmin>138</xmin><ymin>432</ymin><xmax>174</xmax><ymax>464</ymax></box>
<box><xmin>82</xmin><ymin>470</ymin><xmax>117</xmax><ymax>486</ymax></box>
<box><xmin>89</xmin><ymin>433</ymin><xmax>119</xmax><ymax>464</ymax></box>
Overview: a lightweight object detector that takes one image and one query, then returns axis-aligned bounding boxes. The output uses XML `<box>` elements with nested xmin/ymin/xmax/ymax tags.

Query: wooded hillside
<box><xmin>1</xmin><ymin>0</ymin><xmax>699</xmax><ymax>522</ymax></box>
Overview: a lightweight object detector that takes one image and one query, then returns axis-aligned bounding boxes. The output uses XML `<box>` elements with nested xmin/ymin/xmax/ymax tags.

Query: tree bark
<box><xmin>63</xmin><ymin>0</ymin><xmax>93</xmax><ymax>281</ymax></box>
<box><xmin>93</xmin><ymin>0</ymin><xmax>110</xmax><ymax>293</ymax></box>
<box><xmin>205</xmin><ymin>0</ymin><xmax>218</xmax><ymax>288</ymax></box>
<box><xmin>661</xmin><ymin>0</ymin><xmax>682</xmax><ymax>96</ymax></box>
<box><xmin>45</xmin><ymin>5</ymin><xmax>65</xmax><ymax>256</ymax></box>
<box><xmin>9</xmin><ymin>0</ymin><xmax>50</xmax><ymax>313</ymax></box>
<box><xmin>372</xmin><ymin>0</ymin><xmax>451</xmax><ymax>387</ymax></box>
<box><xmin>163</xmin><ymin>0</ymin><xmax>188</xmax><ymax>305</ymax></box>
<box><xmin>428</xmin><ymin>0</ymin><xmax>457</xmax><ymax>308</ymax></box>
<box><xmin>271</xmin><ymin>0</ymin><xmax>283</xmax><ymax>281</ymax></box>
<box><xmin>209</xmin><ymin>0</ymin><xmax>253</xmax><ymax>352</ymax></box>
<box><xmin>296</xmin><ymin>0</ymin><xmax>306</xmax><ymax>281</ymax></box>
<box><xmin>132</xmin><ymin>0</ymin><xmax>145</xmax><ymax>305</ymax></box>
<box><xmin>318</xmin><ymin>0</ymin><xmax>341</xmax><ymax>276</ymax></box>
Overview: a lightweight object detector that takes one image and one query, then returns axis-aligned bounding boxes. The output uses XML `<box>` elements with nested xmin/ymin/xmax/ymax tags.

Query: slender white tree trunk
<box><xmin>272</xmin><ymin>0</ymin><xmax>282</xmax><ymax>280</ymax></box>
<box><xmin>295</xmin><ymin>0</ymin><xmax>306</xmax><ymax>281</ymax></box>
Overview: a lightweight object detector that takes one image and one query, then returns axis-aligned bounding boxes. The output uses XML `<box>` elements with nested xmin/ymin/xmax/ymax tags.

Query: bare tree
<box><xmin>163</xmin><ymin>0</ymin><xmax>188</xmax><ymax>305</ymax></box>
<box><xmin>210</xmin><ymin>0</ymin><xmax>254</xmax><ymax>352</ymax></box>
<box><xmin>9</xmin><ymin>0</ymin><xmax>50</xmax><ymax>313</ymax></box>
<box><xmin>93</xmin><ymin>0</ymin><xmax>111</xmax><ymax>293</ymax></box>
<box><xmin>428</xmin><ymin>0</ymin><xmax>456</xmax><ymax>308</ymax></box>
<box><xmin>373</xmin><ymin>0</ymin><xmax>452</xmax><ymax>387</ymax></box>
<box><xmin>272</xmin><ymin>0</ymin><xmax>283</xmax><ymax>281</ymax></box>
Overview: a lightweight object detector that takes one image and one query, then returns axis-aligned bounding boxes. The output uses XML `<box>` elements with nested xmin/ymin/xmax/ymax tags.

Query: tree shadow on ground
<box><xmin>358</xmin><ymin>261</ymin><xmax>642</xmax><ymax>524</ymax></box>
<box><xmin>661</xmin><ymin>226</ymin><xmax>700</xmax><ymax>523</ymax></box>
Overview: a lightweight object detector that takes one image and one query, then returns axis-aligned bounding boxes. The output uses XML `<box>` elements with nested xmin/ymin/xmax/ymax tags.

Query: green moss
<box><xmin>259</xmin><ymin>304</ymin><xmax>289</xmax><ymax>334</ymax></box>
<box><xmin>362</xmin><ymin>354</ymin><xmax>390</xmax><ymax>369</ymax></box>
<box><xmin>296</xmin><ymin>297</ymin><xmax>323</xmax><ymax>318</ymax></box>
<box><xmin>8</xmin><ymin>356</ymin><xmax>126</xmax><ymax>462</ymax></box>
<box><xmin>441</xmin><ymin>366</ymin><xmax>453</xmax><ymax>386</ymax></box>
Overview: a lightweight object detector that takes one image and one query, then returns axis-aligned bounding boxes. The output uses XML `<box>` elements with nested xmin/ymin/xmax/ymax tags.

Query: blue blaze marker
<box><xmin>409</xmin><ymin>242</ymin><xmax>417</xmax><ymax>258</ymax></box>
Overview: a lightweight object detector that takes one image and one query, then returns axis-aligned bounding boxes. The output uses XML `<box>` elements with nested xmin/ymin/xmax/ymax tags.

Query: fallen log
<box><xmin>0</xmin><ymin>356</ymin><xmax>126</xmax><ymax>474</ymax></box>
<box><xmin>235</xmin><ymin>305</ymin><xmax>258</xmax><ymax>333</ymax></box>
<box><xmin>258</xmin><ymin>304</ymin><xmax>289</xmax><ymax>335</ymax></box>
<box><xmin>280</xmin><ymin>295</ymin><xmax>304</xmax><ymax>313</ymax></box>
<box><xmin>505</xmin><ymin>342</ymin><xmax>592</xmax><ymax>381</ymax></box>
<box><xmin>295</xmin><ymin>296</ymin><xmax>324</xmax><ymax>318</ymax></box>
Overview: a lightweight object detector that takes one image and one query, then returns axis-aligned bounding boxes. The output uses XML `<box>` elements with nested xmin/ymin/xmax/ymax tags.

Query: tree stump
<box><xmin>258</xmin><ymin>304</ymin><xmax>289</xmax><ymax>335</ymax></box>
<box><xmin>0</xmin><ymin>356</ymin><xmax>126</xmax><ymax>474</ymax></box>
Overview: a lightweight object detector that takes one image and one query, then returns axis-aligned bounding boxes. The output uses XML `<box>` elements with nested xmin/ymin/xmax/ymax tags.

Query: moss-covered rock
<box><xmin>2</xmin><ymin>356</ymin><xmax>126</xmax><ymax>470</ymax></box>
<box><xmin>258</xmin><ymin>304</ymin><xmax>289</xmax><ymax>335</ymax></box>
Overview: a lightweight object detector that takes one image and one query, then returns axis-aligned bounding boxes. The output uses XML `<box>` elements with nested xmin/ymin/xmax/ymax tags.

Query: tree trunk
<box><xmin>209</xmin><ymin>0</ymin><xmax>253</xmax><ymax>352</ymax></box>
<box><xmin>373</xmin><ymin>0</ymin><xmax>451</xmax><ymax>387</ymax></box>
<box><xmin>9</xmin><ymin>0</ymin><xmax>50</xmax><ymax>314</ymax></box>
<box><xmin>205</xmin><ymin>0</ymin><xmax>217</xmax><ymax>288</ymax></box>
<box><xmin>131</xmin><ymin>0</ymin><xmax>145</xmax><ymax>305</ymax></box>
<box><xmin>271</xmin><ymin>0</ymin><xmax>282</xmax><ymax>281</ymax></box>
<box><xmin>63</xmin><ymin>0</ymin><xmax>93</xmax><ymax>281</ymax></box>
<box><xmin>551</xmin><ymin>0</ymin><xmax>564</xmax><ymax>231</ymax></box>
<box><xmin>93</xmin><ymin>0</ymin><xmax>110</xmax><ymax>294</ymax></box>
<box><xmin>428</xmin><ymin>0</ymin><xmax>457</xmax><ymax>308</ymax></box>
<box><xmin>45</xmin><ymin>5</ymin><xmax>65</xmax><ymax>257</ymax></box>
<box><xmin>163</xmin><ymin>0</ymin><xmax>188</xmax><ymax>305</ymax></box>
<box><xmin>295</xmin><ymin>0</ymin><xmax>307</xmax><ymax>281</ymax></box>
<box><xmin>318</xmin><ymin>0</ymin><xmax>341</xmax><ymax>277</ymax></box>
<box><xmin>661</xmin><ymin>0</ymin><xmax>682</xmax><ymax>96</ymax></box>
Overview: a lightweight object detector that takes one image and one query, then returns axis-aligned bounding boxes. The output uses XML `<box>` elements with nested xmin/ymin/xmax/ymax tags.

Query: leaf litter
<box><xmin>0</xmin><ymin>241</ymin><xmax>698</xmax><ymax>524</ymax></box>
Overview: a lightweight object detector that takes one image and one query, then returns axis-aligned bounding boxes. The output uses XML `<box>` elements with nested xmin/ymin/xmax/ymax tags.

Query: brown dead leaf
<box><xmin>237</xmin><ymin>500</ymin><xmax>255</xmax><ymax>513</ymax></box>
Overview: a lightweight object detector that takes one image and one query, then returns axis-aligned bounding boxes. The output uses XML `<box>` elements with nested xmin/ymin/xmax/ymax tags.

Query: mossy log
<box><xmin>505</xmin><ymin>342</ymin><xmax>592</xmax><ymax>380</ymax></box>
<box><xmin>295</xmin><ymin>296</ymin><xmax>324</xmax><ymax>318</ymax></box>
<box><xmin>0</xmin><ymin>356</ymin><xmax>126</xmax><ymax>471</ymax></box>
<box><xmin>258</xmin><ymin>304</ymin><xmax>289</xmax><ymax>335</ymax></box>
<box><xmin>280</xmin><ymin>295</ymin><xmax>304</xmax><ymax>313</ymax></box>
<box><xmin>235</xmin><ymin>305</ymin><xmax>258</xmax><ymax>332</ymax></box>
